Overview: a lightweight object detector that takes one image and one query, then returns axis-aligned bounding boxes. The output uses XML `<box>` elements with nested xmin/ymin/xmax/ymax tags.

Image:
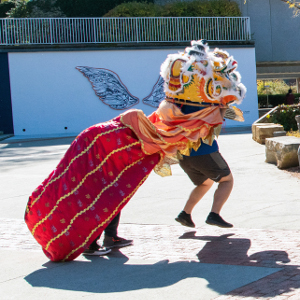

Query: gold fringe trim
<box><xmin>176</xmin><ymin>122</ymin><xmax>211</xmax><ymax>133</ymax></box>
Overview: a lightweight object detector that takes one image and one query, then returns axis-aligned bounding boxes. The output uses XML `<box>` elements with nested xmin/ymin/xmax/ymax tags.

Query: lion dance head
<box><xmin>160</xmin><ymin>39</ymin><xmax>246</xmax><ymax>106</ymax></box>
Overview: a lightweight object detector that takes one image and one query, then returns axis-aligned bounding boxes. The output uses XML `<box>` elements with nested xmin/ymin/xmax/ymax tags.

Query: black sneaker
<box><xmin>82</xmin><ymin>246</ymin><xmax>111</xmax><ymax>256</ymax></box>
<box><xmin>103</xmin><ymin>235</ymin><xmax>133</xmax><ymax>249</ymax></box>
<box><xmin>205</xmin><ymin>212</ymin><xmax>233</xmax><ymax>228</ymax></box>
<box><xmin>175</xmin><ymin>211</ymin><xmax>195</xmax><ymax>228</ymax></box>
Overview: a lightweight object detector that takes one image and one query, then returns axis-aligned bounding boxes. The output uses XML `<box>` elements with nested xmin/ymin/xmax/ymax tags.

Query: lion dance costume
<box><xmin>25</xmin><ymin>40</ymin><xmax>246</xmax><ymax>261</ymax></box>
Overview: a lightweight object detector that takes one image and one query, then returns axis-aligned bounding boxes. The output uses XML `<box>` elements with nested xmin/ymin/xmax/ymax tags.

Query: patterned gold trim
<box><xmin>63</xmin><ymin>172</ymin><xmax>150</xmax><ymax>261</ymax></box>
<box><xmin>31</xmin><ymin>141</ymin><xmax>140</xmax><ymax>236</ymax></box>
<box><xmin>156</xmin><ymin>131</ymin><xmax>187</xmax><ymax>147</ymax></box>
<box><xmin>29</xmin><ymin>126</ymin><xmax>127</xmax><ymax>209</ymax></box>
<box><xmin>120</xmin><ymin>113</ymin><xmax>187</xmax><ymax>155</ymax></box>
<box><xmin>176</xmin><ymin>122</ymin><xmax>212</xmax><ymax>133</ymax></box>
<box><xmin>45</xmin><ymin>155</ymin><xmax>146</xmax><ymax>253</ymax></box>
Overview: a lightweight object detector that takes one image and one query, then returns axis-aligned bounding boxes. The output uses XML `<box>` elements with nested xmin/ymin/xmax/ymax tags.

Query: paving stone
<box><xmin>2</xmin><ymin>217</ymin><xmax>300</xmax><ymax>299</ymax></box>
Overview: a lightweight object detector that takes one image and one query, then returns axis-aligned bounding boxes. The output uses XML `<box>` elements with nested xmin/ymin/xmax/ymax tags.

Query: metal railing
<box><xmin>0</xmin><ymin>17</ymin><xmax>251</xmax><ymax>45</ymax></box>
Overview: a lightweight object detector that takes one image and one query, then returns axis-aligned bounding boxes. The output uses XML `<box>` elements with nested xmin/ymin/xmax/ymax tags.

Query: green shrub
<box><xmin>6</xmin><ymin>0</ymin><xmax>66</xmax><ymax>17</ymax></box>
<box><xmin>7</xmin><ymin>0</ymin><xmax>240</xmax><ymax>18</ymax></box>
<box><xmin>6</xmin><ymin>0</ymin><xmax>29</xmax><ymax>18</ymax></box>
<box><xmin>0</xmin><ymin>2</ymin><xmax>15</xmax><ymax>18</ymax></box>
<box><xmin>257</xmin><ymin>79</ymin><xmax>295</xmax><ymax>95</ymax></box>
<box><xmin>55</xmin><ymin>0</ymin><xmax>154</xmax><ymax>17</ymax></box>
<box><xmin>258</xmin><ymin>94</ymin><xmax>300</xmax><ymax>108</ymax></box>
<box><xmin>104</xmin><ymin>2</ymin><xmax>161</xmax><ymax>17</ymax></box>
<box><xmin>162</xmin><ymin>0</ymin><xmax>241</xmax><ymax>17</ymax></box>
<box><xmin>27</xmin><ymin>0</ymin><xmax>65</xmax><ymax>17</ymax></box>
<box><xmin>105</xmin><ymin>0</ymin><xmax>241</xmax><ymax>17</ymax></box>
<box><xmin>270</xmin><ymin>105</ymin><xmax>300</xmax><ymax>131</ymax></box>
<box><xmin>6</xmin><ymin>0</ymin><xmax>154</xmax><ymax>18</ymax></box>
<box><xmin>160</xmin><ymin>1</ymin><xmax>190</xmax><ymax>17</ymax></box>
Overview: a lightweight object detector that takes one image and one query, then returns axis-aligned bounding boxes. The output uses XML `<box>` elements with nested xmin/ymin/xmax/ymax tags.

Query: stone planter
<box><xmin>252</xmin><ymin>123</ymin><xmax>284</xmax><ymax>144</ymax></box>
<box><xmin>265</xmin><ymin>136</ymin><xmax>300</xmax><ymax>169</ymax></box>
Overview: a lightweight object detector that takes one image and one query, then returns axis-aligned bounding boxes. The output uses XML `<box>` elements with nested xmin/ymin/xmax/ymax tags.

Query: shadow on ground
<box><xmin>24</xmin><ymin>233</ymin><xmax>287</xmax><ymax>297</ymax></box>
<box><xmin>180</xmin><ymin>232</ymin><xmax>300</xmax><ymax>298</ymax></box>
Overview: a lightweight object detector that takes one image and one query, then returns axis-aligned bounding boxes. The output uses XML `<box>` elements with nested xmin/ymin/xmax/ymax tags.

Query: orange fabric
<box><xmin>120</xmin><ymin>100</ymin><xmax>223</xmax><ymax>159</ymax></box>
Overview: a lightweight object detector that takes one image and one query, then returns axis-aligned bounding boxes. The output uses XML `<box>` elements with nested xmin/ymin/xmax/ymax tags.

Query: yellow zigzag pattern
<box><xmin>31</xmin><ymin>140</ymin><xmax>139</xmax><ymax>236</ymax></box>
<box><xmin>45</xmin><ymin>156</ymin><xmax>146</xmax><ymax>252</ymax></box>
<box><xmin>63</xmin><ymin>172</ymin><xmax>150</xmax><ymax>261</ymax></box>
<box><xmin>29</xmin><ymin>126</ymin><xmax>127</xmax><ymax>209</ymax></box>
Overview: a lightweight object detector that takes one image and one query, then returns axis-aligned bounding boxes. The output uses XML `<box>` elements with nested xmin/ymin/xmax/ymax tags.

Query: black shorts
<box><xmin>179</xmin><ymin>151</ymin><xmax>231</xmax><ymax>186</ymax></box>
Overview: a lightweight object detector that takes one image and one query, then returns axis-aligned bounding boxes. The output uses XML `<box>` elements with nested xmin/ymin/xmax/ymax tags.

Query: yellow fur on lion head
<box><xmin>160</xmin><ymin>40</ymin><xmax>246</xmax><ymax>106</ymax></box>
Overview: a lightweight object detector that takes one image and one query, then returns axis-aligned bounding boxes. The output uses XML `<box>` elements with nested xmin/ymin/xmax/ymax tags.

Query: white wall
<box><xmin>8</xmin><ymin>46</ymin><xmax>258</xmax><ymax>138</ymax></box>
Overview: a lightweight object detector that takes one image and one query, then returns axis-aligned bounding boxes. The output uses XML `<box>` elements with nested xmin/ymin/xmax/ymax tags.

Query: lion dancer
<box><xmin>25</xmin><ymin>40</ymin><xmax>245</xmax><ymax>262</ymax></box>
<box><xmin>158</xmin><ymin>40</ymin><xmax>246</xmax><ymax>228</ymax></box>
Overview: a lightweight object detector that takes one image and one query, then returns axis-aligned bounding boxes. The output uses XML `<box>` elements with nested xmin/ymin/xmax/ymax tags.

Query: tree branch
<box><xmin>281</xmin><ymin>0</ymin><xmax>300</xmax><ymax>11</ymax></box>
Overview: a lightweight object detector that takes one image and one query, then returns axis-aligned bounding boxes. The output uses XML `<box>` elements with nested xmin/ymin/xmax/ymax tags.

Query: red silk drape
<box><xmin>25</xmin><ymin>117</ymin><xmax>160</xmax><ymax>261</ymax></box>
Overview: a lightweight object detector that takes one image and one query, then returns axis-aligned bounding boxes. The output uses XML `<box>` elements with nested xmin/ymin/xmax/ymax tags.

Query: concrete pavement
<box><xmin>0</xmin><ymin>129</ymin><xmax>299</xmax><ymax>300</ymax></box>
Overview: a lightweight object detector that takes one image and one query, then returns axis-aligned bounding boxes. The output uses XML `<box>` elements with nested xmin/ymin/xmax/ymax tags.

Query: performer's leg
<box><xmin>175</xmin><ymin>178</ymin><xmax>214</xmax><ymax>228</ymax></box>
<box><xmin>87</xmin><ymin>213</ymin><xmax>121</xmax><ymax>249</ymax></box>
<box><xmin>211</xmin><ymin>173</ymin><xmax>233</xmax><ymax>214</ymax></box>
<box><xmin>82</xmin><ymin>233</ymin><xmax>111</xmax><ymax>256</ymax></box>
<box><xmin>206</xmin><ymin>173</ymin><xmax>234</xmax><ymax>228</ymax></box>
<box><xmin>103</xmin><ymin>213</ymin><xmax>133</xmax><ymax>249</ymax></box>
<box><xmin>177</xmin><ymin>152</ymin><xmax>233</xmax><ymax>228</ymax></box>
<box><xmin>104</xmin><ymin>212</ymin><xmax>121</xmax><ymax>237</ymax></box>
<box><xmin>89</xmin><ymin>234</ymin><xmax>101</xmax><ymax>249</ymax></box>
<box><xmin>183</xmin><ymin>178</ymin><xmax>214</xmax><ymax>214</ymax></box>
<box><xmin>176</xmin><ymin>155</ymin><xmax>213</xmax><ymax>228</ymax></box>
<box><xmin>82</xmin><ymin>214</ymin><xmax>121</xmax><ymax>256</ymax></box>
